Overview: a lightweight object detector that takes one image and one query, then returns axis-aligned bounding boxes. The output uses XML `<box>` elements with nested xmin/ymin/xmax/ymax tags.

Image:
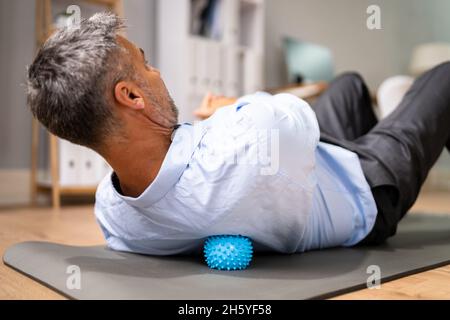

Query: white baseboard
<box><xmin>0</xmin><ymin>169</ymin><xmax>31</xmax><ymax>206</ymax></box>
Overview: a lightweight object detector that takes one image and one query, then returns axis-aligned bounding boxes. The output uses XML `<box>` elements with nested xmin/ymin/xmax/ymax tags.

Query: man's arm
<box><xmin>194</xmin><ymin>92</ymin><xmax>238</xmax><ymax>119</ymax></box>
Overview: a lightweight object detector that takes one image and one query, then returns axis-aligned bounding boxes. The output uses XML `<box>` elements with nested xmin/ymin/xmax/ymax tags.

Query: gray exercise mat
<box><xmin>3</xmin><ymin>214</ymin><xmax>450</xmax><ymax>300</ymax></box>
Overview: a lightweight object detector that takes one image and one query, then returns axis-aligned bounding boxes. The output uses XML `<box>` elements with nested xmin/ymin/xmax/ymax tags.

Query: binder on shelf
<box><xmin>222</xmin><ymin>0</ymin><xmax>239</xmax><ymax>45</ymax></box>
<box><xmin>208</xmin><ymin>42</ymin><xmax>223</xmax><ymax>94</ymax></box>
<box><xmin>58</xmin><ymin>139</ymin><xmax>109</xmax><ymax>188</ymax></box>
<box><xmin>79</xmin><ymin>147</ymin><xmax>102</xmax><ymax>186</ymax></box>
<box><xmin>210</xmin><ymin>0</ymin><xmax>224</xmax><ymax>41</ymax></box>
<box><xmin>224</xmin><ymin>46</ymin><xmax>240</xmax><ymax>97</ymax></box>
<box><xmin>187</xmin><ymin>38</ymin><xmax>198</xmax><ymax>96</ymax></box>
<box><xmin>195</xmin><ymin>38</ymin><xmax>210</xmax><ymax>94</ymax></box>
<box><xmin>58</xmin><ymin>139</ymin><xmax>80</xmax><ymax>187</ymax></box>
<box><xmin>243</xmin><ymin>49</ymin><xmax>263</xmax><ymax>94</ymax></box>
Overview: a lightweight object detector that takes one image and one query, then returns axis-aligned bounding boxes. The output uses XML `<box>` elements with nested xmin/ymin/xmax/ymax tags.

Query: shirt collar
<box><xmin>110</xmin><ymin>122</ymin><xmax>207</xmax><ymax>208</ymax></box>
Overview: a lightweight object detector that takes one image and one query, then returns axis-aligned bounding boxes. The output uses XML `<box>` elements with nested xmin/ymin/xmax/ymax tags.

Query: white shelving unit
<box><xmin>37</xmin><ymin>139</ymin><xmax>112</xmax><ymax>188</ymax></box>
<box><xmin>157</xmin><ymin>0</ymin><xmax>265</xmax><ymax>122</ymax></box>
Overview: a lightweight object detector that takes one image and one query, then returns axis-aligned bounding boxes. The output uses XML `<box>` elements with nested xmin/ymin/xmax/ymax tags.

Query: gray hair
<box><xmin>27</xmin><ymin>12</ymin><xmax>131</xmax><ymax>149</ymax></box>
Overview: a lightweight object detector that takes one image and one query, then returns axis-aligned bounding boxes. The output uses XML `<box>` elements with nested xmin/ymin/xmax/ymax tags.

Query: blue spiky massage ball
<box><xmin>204</xmin><ymin>235</ymin><xmax>253</xmax><ymax>271</ymax></box>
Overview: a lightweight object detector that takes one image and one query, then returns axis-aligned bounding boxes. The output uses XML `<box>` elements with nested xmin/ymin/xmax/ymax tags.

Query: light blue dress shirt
<box><xmin>95</xmin><ymin>92</ymin><xmax>377</xmax><ymax>255</ymax></box>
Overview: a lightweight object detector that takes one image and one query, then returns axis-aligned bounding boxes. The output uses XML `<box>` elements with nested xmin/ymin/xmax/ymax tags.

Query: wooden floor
<box><xmin>0</xmin><ymin>191</ymin><xmax>449</xmax><ymax>300</ymax></box>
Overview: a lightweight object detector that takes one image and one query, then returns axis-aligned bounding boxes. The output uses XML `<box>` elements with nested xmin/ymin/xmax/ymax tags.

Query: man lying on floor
<box><xmin>27</xmin><ymin>13</ymin><xmax>450</xmax><ymax>255</ymax></box>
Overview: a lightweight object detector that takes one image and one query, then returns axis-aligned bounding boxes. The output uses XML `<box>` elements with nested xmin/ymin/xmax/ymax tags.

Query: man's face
<box><xmin>117</xmin><ymin>36</ymin><xmax>178</xmax><ymax>128</ymax></box>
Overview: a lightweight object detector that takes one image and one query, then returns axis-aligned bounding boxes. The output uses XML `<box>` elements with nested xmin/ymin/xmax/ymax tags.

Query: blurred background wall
<box><xmin>265</xmin><ymin>0</ymin><xmax>450</xmax><ymax>89</ymax></box>
<box><xmin>1</xmin><ymin>0</ymin><xmax>449</xmax><ymax>205</ymax></box>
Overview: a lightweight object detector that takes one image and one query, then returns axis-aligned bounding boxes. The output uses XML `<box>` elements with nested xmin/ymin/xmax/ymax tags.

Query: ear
<box><xmin>114</xmin><ymin>81</ymin><xmax>145</xmax><ymax>110</ymax></box>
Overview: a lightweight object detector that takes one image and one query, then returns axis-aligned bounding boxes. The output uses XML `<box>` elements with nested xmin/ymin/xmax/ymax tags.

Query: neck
<box><xmin>102</xmin><ymin>127</ymin><xmax>173</xmax><ymax>198</ymax></box>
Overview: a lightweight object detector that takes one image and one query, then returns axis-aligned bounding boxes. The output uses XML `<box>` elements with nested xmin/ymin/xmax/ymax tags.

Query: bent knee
<box><xmin>335</xmin><ymin>72</ymin><xmax>364</xmax><ymax>84</ymax></box>
<box><xmin>329</xmin><ymin>72</ymin><xmax>368</xmax><ymax>94</ymax></box>
<box><xmin>433</xmin><ymin>61</ymin><xmax>450</xmax><ymax>71</ymax></box>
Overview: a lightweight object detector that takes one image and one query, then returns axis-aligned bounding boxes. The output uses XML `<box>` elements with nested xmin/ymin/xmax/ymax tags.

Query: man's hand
<box><xmin>194</xmin><ymin>92</ymin><xmax>238</xmax><ymax>119</ymax></box>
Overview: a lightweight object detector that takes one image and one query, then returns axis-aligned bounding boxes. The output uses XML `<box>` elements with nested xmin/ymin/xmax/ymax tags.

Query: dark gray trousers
<box><xmin>313</xmin><ymin>62</ymin><xmax>450</xmax><ymax>245</ymax></box>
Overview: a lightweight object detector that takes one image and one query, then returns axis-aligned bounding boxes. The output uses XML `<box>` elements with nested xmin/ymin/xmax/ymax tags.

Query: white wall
<box><xmin>428</xmin><ymin>0</ymin><xmax>450</xmax><ymax>43</ymax></box>
<box><xmin>264</xmin><ymin>0</ymin><xmax>444</xmax><ymax>90</ymax></box>
<box><xmin>123</xmin><ymin>0</ymin><xmax>157</xmax><ymax>67</ymax></box>
<box><xmin>0</xmin><ymin>0</ymin><xmax>36</xmax><ymax>170</ymax></box>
